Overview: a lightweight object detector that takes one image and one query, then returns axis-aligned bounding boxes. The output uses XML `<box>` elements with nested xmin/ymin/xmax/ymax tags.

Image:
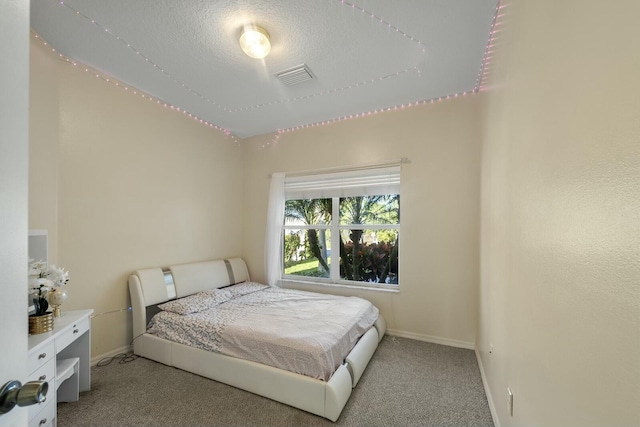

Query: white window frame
<box><xmin>281</xmin><ymin>164</ymin><xmax>400</xmax><ymax>290</ymax></box>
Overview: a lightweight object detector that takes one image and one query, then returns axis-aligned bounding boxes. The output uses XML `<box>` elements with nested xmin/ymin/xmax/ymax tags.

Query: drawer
<box><xmin>56</xmin><ymin>315</ymin><xmax>90</xmax><ymax>352</ymax></box>
<box><xmin>28</xmin><ymin>341</ymin><xmax>55</xmax><ymax>373</ymax></box>
<box><xmin>28</xmin><ymin>358</ymin><xmax>56</xmax><ymax>421</ymax></box>
<box><xmin>28</xmin><ymin>394</ymin><xmax>55</xmax><ymax>427</ymax></box>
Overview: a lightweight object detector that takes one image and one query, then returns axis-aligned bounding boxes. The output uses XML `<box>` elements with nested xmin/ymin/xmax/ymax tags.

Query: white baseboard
<box><xmin>475</xmin><ymin>347</ymin><xmax>499</xmax><ymax>427</ymax></box>
<box><xmin>91</xmin><ymin>344</ymin><xmax>133</xmax><ymax>366</ymax></box>
<box><xmin>385</xmin><ymin>328</ymin><xmax>475</xmax><ymax>350</ymax></box>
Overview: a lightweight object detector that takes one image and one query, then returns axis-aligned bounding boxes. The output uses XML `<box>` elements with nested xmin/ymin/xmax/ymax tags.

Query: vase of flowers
<box><xmin>28</xmin><ymin>260</ymin><xmax>70</xmax><ymax>333</ymax></box>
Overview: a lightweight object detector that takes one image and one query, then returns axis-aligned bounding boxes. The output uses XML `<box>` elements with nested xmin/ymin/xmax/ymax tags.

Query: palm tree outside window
<box><xmin>281</xmin><ymin>163</ymin><xmax>401</xmax><ymax>288</ymax></box>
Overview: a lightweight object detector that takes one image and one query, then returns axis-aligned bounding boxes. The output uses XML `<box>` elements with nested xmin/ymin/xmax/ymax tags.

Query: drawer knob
<box><xmin>39</xmin><ymin>418</ymin><xmax>47</xmax><ymax>426</ymax></box>
<box><xmin>73</xmin><ymin>328</ymin><xmax>79</xmax><ymax>334</ymax></box>
<box><xmin>38</xmin><ymin>353</ymin><xmax>46</xmax><ymax>359</ymax></box>
<box><xmin>38</xmin><ymin>375</ymin><xmax>46</xmax><ymax>381</ymax></box>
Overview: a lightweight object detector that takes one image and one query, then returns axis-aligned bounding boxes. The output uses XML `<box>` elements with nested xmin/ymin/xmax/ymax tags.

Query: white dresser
<box><xmin>27</xmin><ymin>309</ymin><xmax>93</xmax><ymax>427</ymax></box>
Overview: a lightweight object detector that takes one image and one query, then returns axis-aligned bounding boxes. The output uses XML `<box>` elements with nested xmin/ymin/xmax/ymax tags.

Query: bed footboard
<box><xmin>137</xmin><ymin>337</ymin><xmax>353</xmax><ymax>422</ymax></box>
<box><xmin>374</xmin><ymin>315</ymin><xmax>387</xmax><ymax>342</ymax></box>
<box><xmin>345</xmin><ymin>327</ymin><xmax>379</xmax><ymax>387</ymax></box>
<box><xmin>324</xmin><ymin>364</ymin><xmax>353</xmax><ymax>421</ymax></box>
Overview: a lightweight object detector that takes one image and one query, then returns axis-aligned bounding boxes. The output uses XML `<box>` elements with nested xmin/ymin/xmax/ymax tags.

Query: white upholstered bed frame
<box><xmin>128</xmin><ymin>258</ymin><xmax>386</xmax><ymax>421</ymax></box>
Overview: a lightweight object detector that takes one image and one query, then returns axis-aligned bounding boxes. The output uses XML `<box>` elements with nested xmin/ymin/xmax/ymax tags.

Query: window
<box><xmin>282</xmin><ymin>165</ymin><xmax>400</xmax><ymax>288</ymax></box>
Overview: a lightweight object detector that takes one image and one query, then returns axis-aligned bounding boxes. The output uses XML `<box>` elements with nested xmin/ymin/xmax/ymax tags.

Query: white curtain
<box><xmin>265</xmin><ymin>172</ymin><xmax>285</xmax><ymax>287</ymax></box>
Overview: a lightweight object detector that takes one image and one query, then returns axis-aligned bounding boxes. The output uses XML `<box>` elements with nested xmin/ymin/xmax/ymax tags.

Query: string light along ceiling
<box><xmin>31</xmin><ymin>0</ymin><xmax>499</xmax><ymax>139</ymax></box>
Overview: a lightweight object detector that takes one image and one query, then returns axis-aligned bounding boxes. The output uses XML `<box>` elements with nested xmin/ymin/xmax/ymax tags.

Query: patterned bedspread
<box><xmin>147</xmin><ymin>285</ymin><xmax>379</xmax><ymax>381</ymax></box>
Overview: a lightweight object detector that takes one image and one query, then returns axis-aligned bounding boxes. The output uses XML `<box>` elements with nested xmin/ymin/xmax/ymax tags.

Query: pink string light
<box><xmin>54</xmin><ymin>0</ymin><xmax>229</xmax><ymax>113</ymax></box>
<box><xmin>32</xmin><ymin>32</ymin><xmax>238</xmax><ymax>144</ymax></box>
<box><xmin>475</xmin><ymin>0</ymin><xmax>502</xmax><ymax>92</ymax></box>
<box><xmin>42</xmin><ymin>1</ymin><xmax>497</xmax><ymax>145</ymax></box>
<box><xmin>259</xmin><ymin>133</ymin><xmax>281</xmax><ymax>151</ymax></box>
<box><xmin>51</xmin><ymin>0</ymin><xmax>427</xmax><ymax>114</ymax></box>
<box><xmin>258</xmin><ymin>89</ymin><xmax>476</xmax><ymax>146</ymax></box>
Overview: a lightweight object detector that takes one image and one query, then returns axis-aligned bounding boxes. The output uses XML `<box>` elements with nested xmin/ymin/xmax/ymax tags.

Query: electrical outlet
<box><xmin>489</xmin><ymin>343</ymin><xmax>494</xmax><ymax>354</ymax></box>
<box><xmin>507</xmin><ymin>387</ymin><xmax>513</xmax><ymax>416</ymax></box>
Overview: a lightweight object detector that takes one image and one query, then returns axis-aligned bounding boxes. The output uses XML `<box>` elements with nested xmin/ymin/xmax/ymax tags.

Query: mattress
<box><xmin>147</xmin><ymin>284</ymin><xmax>379</xmax><ymax>381</ymax></box>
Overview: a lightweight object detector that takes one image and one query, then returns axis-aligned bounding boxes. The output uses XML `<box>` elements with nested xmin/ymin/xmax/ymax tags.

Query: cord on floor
<box><xmin>96</xmin><ymin>352</ymin><xmax>139</xmax><ymax>367</ymax></box>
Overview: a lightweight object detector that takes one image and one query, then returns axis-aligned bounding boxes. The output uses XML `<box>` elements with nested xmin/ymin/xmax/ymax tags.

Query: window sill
<box><xmin>280</xmin><ymin>278</ymin><xmax>400</xmax><ymax>294</ymax></box>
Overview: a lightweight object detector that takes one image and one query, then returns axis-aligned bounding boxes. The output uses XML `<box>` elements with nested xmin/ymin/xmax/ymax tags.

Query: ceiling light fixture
<box><xmin>239</xmin><ymin>25</ymin><xmax>271</xmax><ymax>59</ymax></box>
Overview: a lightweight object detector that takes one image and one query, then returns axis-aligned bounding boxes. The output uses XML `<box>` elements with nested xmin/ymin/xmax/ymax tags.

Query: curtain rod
<box><xmin>271</xmin><ymin>157</ymin><xmax>410</xmax><ymax>178</ymax></box>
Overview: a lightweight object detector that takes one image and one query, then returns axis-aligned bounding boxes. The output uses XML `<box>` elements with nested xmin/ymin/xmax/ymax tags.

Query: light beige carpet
<box><xmin>58</xmin><ymin>336</ymin><xmax>494</xmax><ymax>426</ymax></box>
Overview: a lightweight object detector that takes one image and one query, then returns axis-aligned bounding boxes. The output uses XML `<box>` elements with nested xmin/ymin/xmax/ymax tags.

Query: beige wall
<box><xmin>30</xmin><ymin>34</ymin><xmax>60</xmax><ymax>264</ymax></box>
<box><xmin>478</xmin><ymin>0</ymin><xmax>640</xmax><ymax>425</ymax></box>
<box><xmin>243</xmin><ymin>97</ymin><xmax>481</xmax><ymax>347</ymax></box>
<box><xmin>29</xmin><ymin>1</ymin><xmax>640</xmax><ymax>422</ymax></box>
<box><xmin>29</xmin><ymin>37</ymin><xmax>244</xmax><ymax>358</ymax></box>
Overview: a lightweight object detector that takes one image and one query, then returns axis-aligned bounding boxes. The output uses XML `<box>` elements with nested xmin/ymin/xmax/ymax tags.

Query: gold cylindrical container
<box><xmin>29</xmin><ymin>313</ymin><xmax>54</xmax><ymax>334</ymax></box>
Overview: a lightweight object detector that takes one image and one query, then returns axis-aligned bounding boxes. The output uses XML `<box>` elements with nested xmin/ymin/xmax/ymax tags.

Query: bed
<box><xmin>128</xmin><ymin>257</ymin><xmax>386</xmax><ymax>421</ymax></box>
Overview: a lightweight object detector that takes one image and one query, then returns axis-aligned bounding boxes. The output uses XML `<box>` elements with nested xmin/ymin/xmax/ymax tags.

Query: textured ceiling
<box><xmin>31</xmin><ymin>0</ymin><xmax>499</xmax><ymax>138</ymax></box>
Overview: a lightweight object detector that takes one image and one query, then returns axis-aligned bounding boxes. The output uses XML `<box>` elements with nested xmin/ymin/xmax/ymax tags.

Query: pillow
<box><xmin>225</xmin><ymin>282</ymin><xmax>269</xmax><ymax>298</ymax></box>
<box><xmin>158</xmin><ymin>288</ymin><xmax>232</xmax><ymax>315</ymax></box>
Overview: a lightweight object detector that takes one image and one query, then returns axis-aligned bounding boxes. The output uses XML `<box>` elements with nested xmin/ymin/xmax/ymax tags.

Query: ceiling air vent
<box><xmin>275</xmin><ymin>64</ymin><xmax>315</xmax><ymax>86</ymax></box>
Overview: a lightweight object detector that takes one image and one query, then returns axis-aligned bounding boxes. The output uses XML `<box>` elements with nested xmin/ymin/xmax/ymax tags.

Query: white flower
<box><xmin>29</xmin><ymin>277</ymin><xmax>53</xmax><ymax>293</ymax></box>
<box><xmin>28</xmin><ymin>260</ymin><xmax>48</xmax><ymax>278</ymax></box>
<box><xmin>47</xmin><ymin>265</ymin><xmax>70</xmax><ymax>286</ymax></box>
<box><xmin>28</xmin><ymin>260</ymin><xmax>70</xmax><ymax>289</ymax></box>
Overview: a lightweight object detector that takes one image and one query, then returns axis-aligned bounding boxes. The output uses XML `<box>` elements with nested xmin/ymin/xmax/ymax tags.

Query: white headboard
<box><xmin>128</xmin><ymin>257</ymin><xmax>250</xmax><ymax>339</ymax></box>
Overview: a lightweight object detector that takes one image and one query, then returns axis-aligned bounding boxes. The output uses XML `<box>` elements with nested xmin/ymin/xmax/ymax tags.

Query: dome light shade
<box><xmin>239</xmin><ymin>26</ymin><xmax>271</xmax><ymax>59</ymax></box>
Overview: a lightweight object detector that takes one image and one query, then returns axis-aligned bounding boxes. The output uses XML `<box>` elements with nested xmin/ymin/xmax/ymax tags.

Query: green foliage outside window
<box><xmin>284</xmin><ymin>194</ymin><xmax>399</xmax><ymax>285</ymax></box>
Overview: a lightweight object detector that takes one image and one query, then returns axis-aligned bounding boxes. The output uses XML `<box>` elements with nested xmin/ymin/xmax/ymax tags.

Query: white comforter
<box><xmin>147</xmin><ymin>285</ymin><xmax>379</xmax><ymax>381</ymax></box>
